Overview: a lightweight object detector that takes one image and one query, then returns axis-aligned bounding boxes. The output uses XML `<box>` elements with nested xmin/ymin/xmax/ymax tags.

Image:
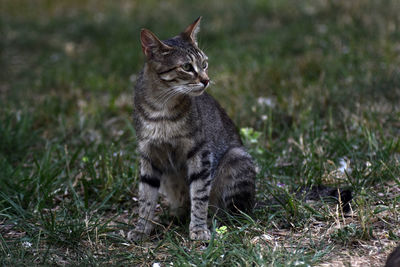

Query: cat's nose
<box><xmin>201</xmin><ymin>79</ymin><xmax>210</xmax><ymax>87</ymax></box>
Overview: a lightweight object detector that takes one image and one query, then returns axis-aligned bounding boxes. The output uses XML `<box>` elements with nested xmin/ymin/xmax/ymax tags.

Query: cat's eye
<box><xmin>202</xmin><ymin>61</ymin><xmax>208</xmax><ymax>69</ymax></box>
<box><xmin>182</xmin><ymin>63</ymin><xmax>193</xmax><ymax>72</ymax></box>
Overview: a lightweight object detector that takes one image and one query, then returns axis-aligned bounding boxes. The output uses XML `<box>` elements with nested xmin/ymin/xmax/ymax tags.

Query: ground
<box><xmin>1</xmin><ymin>0</ymin><xmax>399</xmax><ymax>266</ymax></box>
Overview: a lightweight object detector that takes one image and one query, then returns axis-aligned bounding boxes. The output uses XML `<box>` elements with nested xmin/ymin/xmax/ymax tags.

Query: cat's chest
<box><xmin>148</xmin><ymin>141</ymin><xmax>188</xmax><ymax>172</ymax></box>
<box><xmin>139</xmin><ymin>118</ymin><xmax>196</xmax><ymax>171</ymax></box>
<box><xmin>141</xmin><ymin>119</ymin><xmax>192</xmax><ymax>141</ymax></box>
<box><xmin>135</xmin><ymin>94</ymin><xmax>195</xmax><ymax>141</ymax></box>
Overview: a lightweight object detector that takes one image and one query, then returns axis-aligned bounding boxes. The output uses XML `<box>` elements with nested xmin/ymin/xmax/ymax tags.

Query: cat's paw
<box><xmin>189</xmin><ymin>227</ymin><xmax>211</xmax><ymax>241</ymax></box>
<box><xmin>127</xmin><ymin>230</ymin><xmax>149</xmax><ymax>242</ymax></box>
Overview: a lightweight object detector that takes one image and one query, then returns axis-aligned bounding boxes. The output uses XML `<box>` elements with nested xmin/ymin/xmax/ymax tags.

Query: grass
<box><xmin>1</xmin><ymin>0</ymin><xmax>400</xmax><ymax>265</ymax></box>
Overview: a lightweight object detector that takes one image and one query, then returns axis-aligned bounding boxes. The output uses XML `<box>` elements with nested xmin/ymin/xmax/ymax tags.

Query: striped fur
<box><xmin>131</xmin><ymin>17</ymin><xmax>256</xmax><ymax>241</ymax></box>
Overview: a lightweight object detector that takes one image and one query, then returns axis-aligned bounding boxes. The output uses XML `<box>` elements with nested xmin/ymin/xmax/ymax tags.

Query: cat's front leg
<box><xmin>129</xmin><ymin>154</ymin><xmax>161</xmax><ymax>241</ymax></box>
<box><xmin>187</xmin><ymin>145</ymin><xmax>213</xmax><ymax>240</ymax></box>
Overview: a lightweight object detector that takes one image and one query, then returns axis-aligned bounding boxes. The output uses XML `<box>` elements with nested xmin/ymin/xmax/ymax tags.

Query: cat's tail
<box><xmin>300</xmin><ymin>185</ymin><xmax>352</xmax><ymax>212</ymax></box>
<box><xmin>385</xmin><ymin>245</ymin><xmax>400</xmax><ymax>267</ymax></box>
<box><xmin>254</xmin><ymin>185</ymin><xmax>353</xmax><ymax>213</ymax></box>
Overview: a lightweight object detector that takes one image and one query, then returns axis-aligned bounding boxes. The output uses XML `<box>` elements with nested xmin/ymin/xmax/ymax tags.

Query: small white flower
<box><xmin>277</xmin><ymin>182</ymin><xmax>286</xmax><ymax>188</ymax></box>
<box><xmin>338</xmin><ymin>157</ymin><xmax>352</xmax><ymax>174</ymax></box>
<box><xmin>113</xmin><ymin>151</ymin><xmax>123</xmax><ymax>157</ymax></box>
<box><xmin>64</xmin><ymin>42</ymin><xmax>75</xmax><ymax>55</ymax></box>
<box><xmin>293</xmin><ymin>261</ymin><xmax>309</xmax><ymax>266</ymax></box>
<box><xmin>152</xmin><ymin>263</ymin><xmax>161</xmax><ymax>267</ymax></box>
<box><xmin>364</xmin><ymin>161</ymin><xmax>372</xmax><ymax>175</ymax></box>
<box><xmin>257</xmin><ymin>97</ymin><xmax>275</xmax><ymax>108</ymax></box>
<box><xmin>22</xmin><ymin>241</ymin><xmax>32</xmax><ymax>248</ymax></box>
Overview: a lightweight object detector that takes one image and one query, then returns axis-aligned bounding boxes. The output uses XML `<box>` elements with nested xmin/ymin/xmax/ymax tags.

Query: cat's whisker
<box><xmin>158</xmin><ymin>85</ymin><xmax>193</xmax><ymax>106</ymax></box>
<box><xmin>154</xmin><ymin>87</ymin><xmax>178</xmax><ymax>105</ymax></box>
<box><xmin>157</xmin><ymin>87</ymin><xmax>182</xmax><ymax>106</ymax></box>
<box><xmin>161</xmin><ymin>88</ymin><xmax>188</xmax><ymax>106</ymax></box>
<box><xmin>154</xmin><ymin>90</ymin><xmax>171</xmax><ymax>104</ymax></box>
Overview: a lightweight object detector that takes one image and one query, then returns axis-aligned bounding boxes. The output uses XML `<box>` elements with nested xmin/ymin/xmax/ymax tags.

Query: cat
<box><xmin>130</xmin><ymin>17</ymin><xmax>256</xmax><ymax>241</ymax></box>
<box><xmin>385</xmin><ymin>245</ymin><xmax>400</xmax><ymax>267</ymax></box>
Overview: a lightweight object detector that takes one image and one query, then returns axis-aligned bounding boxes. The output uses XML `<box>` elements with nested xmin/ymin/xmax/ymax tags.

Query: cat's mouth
<box><xmin>187</xmin><ymin>83</ymin><xmax>207</xmax><ymax>95</ymax></box>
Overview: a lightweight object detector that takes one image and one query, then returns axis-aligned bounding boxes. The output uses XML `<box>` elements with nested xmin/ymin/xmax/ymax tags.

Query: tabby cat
<box><xmin>131</xmin><ymin>17</ymin><xmax>256</xmax><ymax>241</ymax></box>
<box><xmin>385</xmin><ymin>245</ymin><xmax>400</xmax><ymax>267</ymax></box>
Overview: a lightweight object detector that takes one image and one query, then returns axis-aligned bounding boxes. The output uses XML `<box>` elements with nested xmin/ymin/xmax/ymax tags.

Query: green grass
<box><xmin>1</xmin><ymin>0</ymin><xmax>400</xmax><ymax>265</ymax></box>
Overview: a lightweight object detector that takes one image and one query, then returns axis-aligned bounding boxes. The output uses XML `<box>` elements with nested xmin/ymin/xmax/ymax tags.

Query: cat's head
<box><xmin>140</xmin><ymin>17</ymin><xmax>210</xmax><ymax>97</ymax></box>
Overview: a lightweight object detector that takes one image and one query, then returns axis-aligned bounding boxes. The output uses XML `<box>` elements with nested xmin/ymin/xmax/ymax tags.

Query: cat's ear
<box><xmin>182</xmin><ymin>16</ymin><xmax>202</xmax><ymax>45</ymax></box>
<box><xmin>140</xmin><ymin>29</ymin><xmax>171</xmax><ymax>58</ymax></box>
